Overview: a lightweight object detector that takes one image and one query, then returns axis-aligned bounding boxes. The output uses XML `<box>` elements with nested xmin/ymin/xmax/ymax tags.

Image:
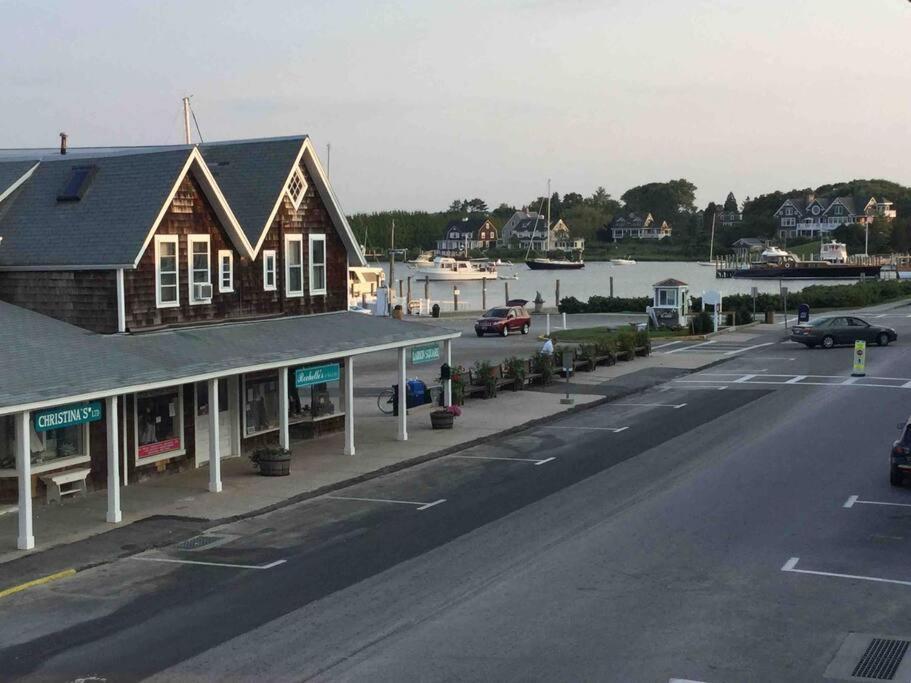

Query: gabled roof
<box><xmin>653</xmin><ymin>278</ymin><xmax>687</xmax><ymax>287</ymax></box>
<box><xmin>0</xmin><ymin>136</ymin><xmax>366</xmax><ymax>269</ymax></box>
<box><xmin>445</xmin><ymin>216</ymin><xmax>490</xmax><ymax>235</ymax></box>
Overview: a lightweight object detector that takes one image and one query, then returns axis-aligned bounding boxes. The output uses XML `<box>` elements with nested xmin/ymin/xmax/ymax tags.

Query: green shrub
<box><xmin>532</xmin><ymin>351</ymin><xmax>555</xmax><ymax>385</ymax></box>
<box><xmin>503</xmin><ymin>356</ymin><xmax>526</xmax><ymax>390</ymax></box>
<box><xmin>594</xmin><ymin>336</ymin><xmax>617</xmax><ymax>357</ymax></box>
<box><xmin>691</xmin><ymin>311</ymin><xmax>714</xmax><ymax>334</ymax></box>
<box><xmin>473</xmin><ymin>360</ymin><xmax>498</xmax><ymax>398</ymax></box>
<box><xmin>635</xmin><ymin>328</ymin><xmax>651</xmax><ymax>352</ymax></box>
<box><xmin>616</xmin><ymin>328</ymin><xmax>637</xmax><ymax>356</ymax></box>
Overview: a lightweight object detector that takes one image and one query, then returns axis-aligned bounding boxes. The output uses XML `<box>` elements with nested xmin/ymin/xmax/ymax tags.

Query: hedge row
<box><xmin>558</xmin><ymin>295</ymin><xmax>652</xmax><ymax>314</ymax></box>
<box><xmin>692</xmin><ymin>280</ymin><xmax>911</xmax><ymax>313</ymax></box>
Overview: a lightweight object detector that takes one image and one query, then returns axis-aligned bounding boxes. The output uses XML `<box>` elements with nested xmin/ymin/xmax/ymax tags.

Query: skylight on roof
<box><xmin>57</xmin><ymin>166</ymin><xmax>97</xmax><ymax>202</ymax></box>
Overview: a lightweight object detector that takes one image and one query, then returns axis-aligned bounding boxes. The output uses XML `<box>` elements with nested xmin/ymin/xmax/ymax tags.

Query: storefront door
<box><xmin>195</xmin><ymin>378</ymin><xmax>238</xmax><ymax>466</ymax></box>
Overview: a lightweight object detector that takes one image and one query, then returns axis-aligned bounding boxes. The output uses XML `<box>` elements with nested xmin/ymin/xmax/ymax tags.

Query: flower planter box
<box><xmin>250</xmin><ymin>448</ymin><xmax>291</xmax><ymax>477</ymax></box>
<box><xmin>430</xmin><ymin>410</ymin><xmax>454</xmax><ymax>430</ymax></box>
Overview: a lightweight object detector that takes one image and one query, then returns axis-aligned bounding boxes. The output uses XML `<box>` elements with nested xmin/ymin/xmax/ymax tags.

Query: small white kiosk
<box><xmin>650</xmin><ymin>278</ymin><xmax>690</xmax><ymax>328</ymax></box>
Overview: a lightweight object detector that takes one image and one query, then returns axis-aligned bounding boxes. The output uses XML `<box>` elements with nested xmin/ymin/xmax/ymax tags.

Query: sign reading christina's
<box><xmin>295</xmin><ymin>363</ymin><xmax>341</xmax><ymax>388</ymax></box>
<box><xmin>411</xmin><ymin>344</ymin><xmax>441</xmax><ymax>364</ymax></box>
<box><xmin>34</xmin><ymin>402</ymin><xmax>102</xmax><ymax>432</ymax></box>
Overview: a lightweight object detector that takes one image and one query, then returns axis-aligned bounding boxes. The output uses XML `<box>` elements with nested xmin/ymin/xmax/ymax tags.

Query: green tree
<box><xmin>467</xmin><ymin>197</ymin><xmax>488</xmax><ymax>213</ymax></box>
<box><xmin>563</xmin><ymin>192</ymin><xmax>584</xmax><ymax>209</ymax></box>
<box><xmin>620</xmin><ymin>179</ymin><xmax>697</xmax><ymax>222</ymax></box>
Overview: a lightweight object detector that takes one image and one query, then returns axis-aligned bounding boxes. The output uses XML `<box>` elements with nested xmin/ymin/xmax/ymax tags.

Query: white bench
<box><xmin>39</xmin><ymin>468</ymin><xmax>91</xmax><ymax>504</ymax></box>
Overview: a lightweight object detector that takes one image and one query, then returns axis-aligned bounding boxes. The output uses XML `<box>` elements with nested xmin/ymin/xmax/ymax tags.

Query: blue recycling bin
<box><xmin>392</xmin><ymin>380</ymin><xmax>429</xmax><ymax>416</ymax></box>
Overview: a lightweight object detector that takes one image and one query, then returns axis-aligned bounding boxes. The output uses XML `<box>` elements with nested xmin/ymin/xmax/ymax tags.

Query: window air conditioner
<box><xmin>194</xmin><ymin>283</ymin><xmax>213</xmax><ymax>300</ymax></box>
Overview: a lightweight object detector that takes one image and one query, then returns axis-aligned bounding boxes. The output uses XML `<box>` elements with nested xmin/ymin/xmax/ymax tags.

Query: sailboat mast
<box><xmin>546</xmin><ymin>178</ymin><xmax>552</xmax><ymax>252</ymax></box>
<box><xmin>709</xmin><ymin>211</ymin><xmax>716</xmax><ymax>262</ymax></box>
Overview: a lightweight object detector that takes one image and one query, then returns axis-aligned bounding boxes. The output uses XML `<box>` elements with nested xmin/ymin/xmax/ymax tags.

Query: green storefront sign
<box><xmin>411</xmin><ymin>343</ymin><xmax>441</xmax><ymax>364</ymax></box>
<box><xmin>295</xmin><ymin>363</ymin><xmax>341</xmax><ymax>388</ymax></box>
<box><xmin>33</xmin><ymin>401</ymin><xmax>103</xmax><ymax>432</ymax></box>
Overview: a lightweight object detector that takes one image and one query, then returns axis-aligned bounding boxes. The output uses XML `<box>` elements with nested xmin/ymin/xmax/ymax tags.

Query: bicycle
<box><xmin>376</xmin><ymin>387</ymin><xmax>395</xmax><ymax>414</ymax></box>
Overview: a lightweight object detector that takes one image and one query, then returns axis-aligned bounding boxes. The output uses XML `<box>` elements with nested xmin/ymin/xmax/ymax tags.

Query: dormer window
<box><xmin>286</xmin><ymin>166</ymin><xmax>307</xmax><ymax>210</ymax></box>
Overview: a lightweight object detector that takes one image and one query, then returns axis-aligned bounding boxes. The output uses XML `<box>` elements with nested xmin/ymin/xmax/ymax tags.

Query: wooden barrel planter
<box><xmin>430</xmin><ymin>410</ymin><xmax>454</xmax><ymax>430</ymax></box>
<box><xmin>251</xmin><ymin>447</ymin><xmax>291</xmax><ymax>476</ymax></box>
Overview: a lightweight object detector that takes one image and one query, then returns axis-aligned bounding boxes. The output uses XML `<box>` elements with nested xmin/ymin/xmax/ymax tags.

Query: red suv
<box><xmin>474</xmin><ymin>305</ymin><xmax>531</xmax><ymax>337</ymax></box>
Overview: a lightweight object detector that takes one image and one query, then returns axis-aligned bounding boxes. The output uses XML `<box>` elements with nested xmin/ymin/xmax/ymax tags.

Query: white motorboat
<box><xmin>610</xmin><ymin>258</ymin><xmax>637</xmax><ymax>265</ymax></box>
<box><xmin>407</xmin><ymin>251</ymin><xmax>435</xmax><ymax>266</ymax></box>
<box><xmin>349</xmin><ymin>266</ymin><xmax>386</xmax><ymax>305</ymax></box>
<box><xmin>414</xmin><ymin>256</ymin><xmax>498</xmax><ymax>281</ymax></box>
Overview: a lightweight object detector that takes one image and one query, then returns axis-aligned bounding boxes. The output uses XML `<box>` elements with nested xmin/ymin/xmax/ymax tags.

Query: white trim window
<box><xmin>285</xmin><ymin>234</ymin><xmax>304</xmax><ymax>297</ymax></box>
<box><xmin>218</xmin><ymin>250</ymin><xmax>234</xmax><ymax>293</ymax></box>
<box><xmin>187</xmin><ymin>235</ymin><xmax>212</xmax><ymax>304</ymax></box>
<box><xmin>263</xmin><ymin>249</ymin><xmax>277</xmax><ymax>291</ymax></box>
<box><xmin>309</xmin><ymin>234</ymin><xmax>327</xmax><ymax>295</ymax></box>
<box><xmin>781</xmin><ymin>217</ymin><xmax>796</xmax><ymax>227</ymax></box>
<box><xmin>287</xmin><ymin>166</ymin><xmax>307</xmax><ymax>210</ymax></box>
<box><xmin>155</xmin><ymin>235</ymin><xmax>180</xmax><ymax>308</ymax></box>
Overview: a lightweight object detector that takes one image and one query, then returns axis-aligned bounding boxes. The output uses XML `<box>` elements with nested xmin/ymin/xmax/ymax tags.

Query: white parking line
<box><xmin>652</xmin><ymin>341</ymin><xmax>683</xmax><ymax>350</ymax></box>
<box><xmin>782</xmin><ymin>557</ymin><xmax>911</xmax><ymax>588</ymax></box>
<box><xmin>843</xmin><ymin>495</ymin><xmax>911</xmax><ymax>509</ymax></box>
<box><xmin>129</xmin><ymin>556</ymin><xmax>287</xmax><ymax>570</ymax></box>
<box><xmin>785</xmin><ymin>375</ymin><xmax>806</xmax><ymax>384</ymax></box>
<box><xmin>448</xmin><ymin>454</ymin><xmax>555</xmax><ymax>466</ymax></box>
<box><xmin>722</xmin><ymin>342</ymin><xmax>774</xmax><ymax>356</ymax></box>
<box><xmin>325</xmin><ymin>495</ymin><xmax>446</xmax><ymax>510</ymax></box>
<box><xmin>539</xmin><ymin>425</ymin><xmax>629</xmax><ymax>432</ymax></box>
<box><xmin>610</xmin><ymin>402</ymin><xmax>687</xmax><ymax>409</ymax></box>
<box><xmin>663</xmin><ymin>341</ymin><xmax>716</xmax><ymax>355</ymax></box>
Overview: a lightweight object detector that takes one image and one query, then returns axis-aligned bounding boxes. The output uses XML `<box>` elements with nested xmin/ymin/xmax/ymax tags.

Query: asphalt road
<box><xmin>2</xmin><ymin>306</ymin><xmax>911</xmax><ymax>682</ymax></box>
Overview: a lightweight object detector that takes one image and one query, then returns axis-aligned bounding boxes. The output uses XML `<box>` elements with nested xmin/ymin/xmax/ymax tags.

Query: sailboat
<box><xmin>524</xmin><ymin>187</ymin><xmax>585</xmax><ymax>270</ymax></box>
<box><xmin>697</xmin><ymin>211</ymin><xmax>716</xmax><ymax>266</ymax></box>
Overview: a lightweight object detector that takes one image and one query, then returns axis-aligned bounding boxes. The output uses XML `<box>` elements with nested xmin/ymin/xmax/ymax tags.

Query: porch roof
<box><xmin>0</xmin><ymin>303</ymin><xmax>460</xmax><ymax>415</ymax></box>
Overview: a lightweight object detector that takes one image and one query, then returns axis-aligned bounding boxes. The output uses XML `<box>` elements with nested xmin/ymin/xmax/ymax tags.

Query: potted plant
<box><xmin>249</xmin><ymin>446</ymin><xmax>291</xmax><ymax>477</ymax></box>
<box><xmin>473</xmin><ymin>360</ymin><xmax>498</xmax><ymax>399</ymax></box>
<box><xmin>533</xmin><ymin>291</ymin><xmax>545</xmax><ymax>314</ymax></box>
<box><xmin>503</xmin><ymin>356</ymin><xmax>527</xmax><ymax>390</ymax></box>
<box><xmin>440</xmin><ymin>364</ymin><xmax>466</xmax><ymax>405</ymax></box>
<box><xmin>532</xmin><ymin>350</ymin><xmax>555</xmax><ymax>385</ymax></box>
<box><xmin>431</xmin><ymin>404</ymin><xmax>461</xmax><ymax>429</ymax></box>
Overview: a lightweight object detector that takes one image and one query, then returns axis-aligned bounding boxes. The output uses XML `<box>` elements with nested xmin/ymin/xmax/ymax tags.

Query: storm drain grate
<box><xmin>175</xmin><ymin>534</ymin><xmax>233</xmax><ymax>551</ymax></box>
<box><xmin>852</xmin><ymin>638</ymin><xmax>910</xmax><ymax>680</ymax></box>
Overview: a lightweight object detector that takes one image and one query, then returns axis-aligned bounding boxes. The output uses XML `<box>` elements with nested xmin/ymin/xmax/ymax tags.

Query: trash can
<box><xmin>392</xmin><ymin>380</ymin><xmax>429</xmax><ymax>416</ymax></box>
<box><xmin>765</xmin><ymin>310</ymin><xmax>775</xmax><ymax>324</ymax></box>
<box><xmin>431</xmin><ymin>303</ymin><xmax>441</xmax><ymax>318</ymax></box>
<box><xmin>392</xmin><ymin>304</ymin><xmax>404</xmax><ymax>320</ymax></box>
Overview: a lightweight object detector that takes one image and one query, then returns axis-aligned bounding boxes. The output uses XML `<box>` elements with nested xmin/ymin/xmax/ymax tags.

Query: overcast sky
<box><xmin>2</xmin><ymin>0</ymin><xmax>909</xmax><ymax>213</ymax></box>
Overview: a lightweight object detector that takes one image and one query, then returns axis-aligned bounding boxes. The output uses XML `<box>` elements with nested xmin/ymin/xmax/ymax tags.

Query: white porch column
<box><xmin>443</xmin><ymin>339</ymin><xmax>453</xmax><ymax>407</ymax></box>
<box><xmin>106</xmin><ymin>395</ymin><xmax>122</xmax><ymax>523</ymax></box>
<box><xmin>397</xmin><ymin>347</ymin><xmax>408</xmax><ymax>441</ymax></box>
<box><xmin>279</xmin><ymin>367</ymin><xmax>290</xmax><ymax>451</ymax></box>
<box><xmin>15</xmin><ymin>411</ymin><xmax>34</xmax><ymax>550</ymax></box>
<box><xmin>344</xmin><ymin>357</ymin><xmax>356</xmax><ymax>455</ymax></box>
<box><xmin>208</xmin><ymin>379</ymin><xmax>222</xmax><ymax>493</ymax></box>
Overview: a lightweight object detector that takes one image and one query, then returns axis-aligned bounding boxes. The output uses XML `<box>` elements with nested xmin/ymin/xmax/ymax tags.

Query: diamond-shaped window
<box><xmin>287</xmin><ymin>166</ymin><xmax>307</xmax><ymax>209</ymax></box>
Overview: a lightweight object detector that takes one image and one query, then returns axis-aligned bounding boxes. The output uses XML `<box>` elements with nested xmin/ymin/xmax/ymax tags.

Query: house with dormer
<box><xmin>0</xmin><ymin>135</ymin><xmax>459</xmax><ymax>548</ymax></box>
<box><xmin>774</xmin><ymin>194</ymin><xmax>896</xmax><ymax>239</ymax></box>
<box><xmin>609</xmin><ymin>212</ymin><xmax>672</xmax><ymax>240</ymax></box>
<box><xmin>435</xmin><ymin>216</ymin><xmax>497</xmax><ymax>256</ymax></box>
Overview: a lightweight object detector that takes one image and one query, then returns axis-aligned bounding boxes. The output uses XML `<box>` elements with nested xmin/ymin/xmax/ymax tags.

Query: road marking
<box><xmin>902</xmin><ymin>380</ymin><xmax>911</xmax><ymax>388</ymax></box>
<box><xmin>874</xmin><ymin>314</ymin><xmax>887</xmax><ymax>318</ymax></box>
<box><xmin>538</xmin><ymin>425</ymin><xmax>628</xmax><ymax>432</ymax></box>
<box><xmin>841</xmin><ymin>377</ymin><xmax>859</xmax><ymax>385</ymax></box>
<box><xmin>843</xmin><ymin>495</ymin><xmax>911</xmax><ymax>510</ymax></box>
<box><xmin>722</xmin><ymin>342</ymin><xmax>774</xmax><ymax>356</ymax></box>
<box><xmin>448</xmin><ymin>454</ymin><xmax>554</xmax><ymax>466</ymax></box>
<box><xmin>326</xmin><ymin>495</ymin><xmax>447</xmax><ymax>510</ymax></box>
<box><xmin>652</xmin><ymin>341</ymin><xmax>683</xmax><ymax>350</ymax></box>
<box><xmin>670</xmin><ymin>679</ymin><xmax>710</xmax><ymax>683</ymax></box>
<box><xmin>663</xmin><ymin>340</ymin><xmax>716</xmax><ymax>354</ymax></box>
<box><xmin>0</xmin><ymin>568</ymin><xmax>77</xmax><ymax>600</ymax></box>
<box><xmin>610</xmin><ymin>402</ymin><xmax>687</xmax><ymax>409</ymax></box>
<box><xmin>733</xmin><ymin>374</ymin><xmax>756</xmax><ymax>383</ymax></box>
<box><xmin>129</xmin><ymin>557</ymin><xmax>286</xmax><ymax>570</ymax></box>
<box><xmin>782</xmin><ymin>557</ymin><xmax>911</xmax><ymax>588</ymax></box>
<box><xmin>785</xmin><ymin>375</ymin><xmax>806</xmax><ymax>384</ymax></box>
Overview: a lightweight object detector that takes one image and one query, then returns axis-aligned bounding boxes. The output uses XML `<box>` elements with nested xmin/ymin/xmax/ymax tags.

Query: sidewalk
<box><xmin>0</xmin><ymin>344</ymin><xmax>740</xmax><ymax>589</ymax></box>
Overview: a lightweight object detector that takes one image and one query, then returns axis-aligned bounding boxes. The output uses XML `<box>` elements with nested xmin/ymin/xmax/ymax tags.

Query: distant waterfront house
<box><xmin>731</xmin><ymin>237</ymin><xmax>768</xmax><ymax>259</ymax></box>
<box><xmin>719</xmin><ymin>192</ymin><xmax>742</xmax><ymax>227</ymax></box>
<box><xmin>435</xmin><ymin>216</ymin><xmax>497</xmax><ymax>256</ymax></box>
<box><xmin>499</xmin><ymin>209</ymin><xmax>542</xmax><ymax>245</ymax></box>
<box><xmin>609</xmin><ymin>212</ymin><xmax>672</xmax><ymax>240</ymax></box>
<box><xmin>774</xmin><ymin>194</ymin><xmax>896</xmax><ymax>239</ymax></box>
<box><xmin>511</xmin><ymin>217</ymin><xmax>583</xmax><ymax>252</ymax></box>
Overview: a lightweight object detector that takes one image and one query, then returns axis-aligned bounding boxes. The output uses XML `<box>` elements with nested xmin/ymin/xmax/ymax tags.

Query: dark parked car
<box><xmin>474</xmin><ymin>305</ymin><xmax>531</xmax><ymax>337</ymax></box>
<box><xmin>790</xmin><ymin>315</ymin><xmax>897</xmax><ymax>349</ymax></box>
<box><xmin>891</xmin><ymin>420</ymin><xmax>911</xmax><ymax>486</ymax></box>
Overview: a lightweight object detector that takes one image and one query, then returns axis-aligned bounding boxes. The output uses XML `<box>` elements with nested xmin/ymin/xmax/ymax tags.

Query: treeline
<box><xmin>348</xmin><ymin>178</ymin><xmax>911</xmax><ymax>254</ymax></box>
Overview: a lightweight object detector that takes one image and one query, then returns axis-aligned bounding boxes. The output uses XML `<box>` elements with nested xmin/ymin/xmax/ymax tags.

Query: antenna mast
<box><xmin>182</xmin><ymin>96</ymin><xmax>192</xmax><ymax>144</ymax></box>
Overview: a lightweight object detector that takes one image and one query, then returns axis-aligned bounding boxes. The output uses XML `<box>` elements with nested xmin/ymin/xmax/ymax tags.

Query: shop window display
<box><xmin>288</xmin><ymin>365</ymin><xmax>342</xmax><ymax>424</ymax></box>
<box><xmin>244</xmin><ymin>371</ymin><xmax>280</xmax><ymax>436</ymax></box>
<box><xmin>136</xmin><ymin>388</ymin><xmax>183</xmax><ymax>462</ymax></box>
<box><xmin>0</xmin><ymin>413</ymin><xmax>89</xmax><ymax>470</ymax></box>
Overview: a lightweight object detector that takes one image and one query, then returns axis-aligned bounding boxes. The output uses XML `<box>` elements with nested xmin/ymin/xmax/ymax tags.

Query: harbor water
<box><xmin>379</xmin><ymin>261</ymin><xmax>857</xmax><ymax>310</ymax></box>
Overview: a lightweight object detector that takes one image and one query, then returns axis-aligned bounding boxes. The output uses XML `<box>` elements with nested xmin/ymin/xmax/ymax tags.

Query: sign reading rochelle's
<box><xmin>295</xmin><ymin>363</ymin><xmax>341</xmax><ymax>388</ymax></box>
<box><xmin>33</xmin><ymin>401</ymin><xmax>103</xmax><ymax>432</ymax></box>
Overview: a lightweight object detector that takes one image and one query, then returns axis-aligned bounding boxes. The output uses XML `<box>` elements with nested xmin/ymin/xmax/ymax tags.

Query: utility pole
<box><xmin>546</xmin><ymin>178</ymin><xmax>552</xmax><ymax>252</ymax></box>
<box><xmin>182</xmin><ymin>96</ymin><xmax>192</xmax><ymax>144</ymax></box>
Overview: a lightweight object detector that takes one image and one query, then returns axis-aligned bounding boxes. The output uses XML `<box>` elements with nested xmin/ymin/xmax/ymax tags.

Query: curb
<box><xmin>0</xmin><ymin>354</ymin><xmax>733</xmax><ymax>593</ymax></box>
